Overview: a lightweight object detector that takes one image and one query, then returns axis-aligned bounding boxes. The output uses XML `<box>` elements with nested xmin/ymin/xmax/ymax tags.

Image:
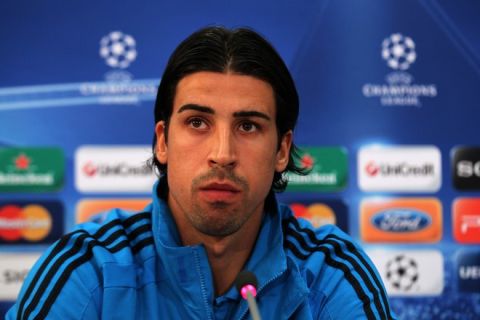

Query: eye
<box><xmin>187</xmin><ymin>117</ymin><xmax>208</xmax><ymax>129</ymax></box>
<box><xmin>239</xmin><ymin>121</ymin><xmax>258</xmax><ymax>133</ymax></box>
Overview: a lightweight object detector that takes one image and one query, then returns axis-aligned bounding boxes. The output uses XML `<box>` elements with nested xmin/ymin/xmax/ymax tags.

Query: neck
<box><xmin>205</xmin><ymin>233</ymin><xmax>260</xmax><ymax>295</ymax></box>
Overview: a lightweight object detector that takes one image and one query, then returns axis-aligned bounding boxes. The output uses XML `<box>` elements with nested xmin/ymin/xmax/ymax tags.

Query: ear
<box><xmin>155</xmin><ymin>121</ymin><xmax>168</xmax><ymax>164</ymax></box>
<box><xmin>275</xmin><ymin>130</ymin><xmax>292</xmax><ymax>172</ymax></box>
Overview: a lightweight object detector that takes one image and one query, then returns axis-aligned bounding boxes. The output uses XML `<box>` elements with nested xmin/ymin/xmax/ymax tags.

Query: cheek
<box><xmin>166</xmin><ymin>138</ymin><xmax>207</xmax><ymax>172</ymax></box>
<box><xmin>241</xmin><ymin>146</ymin><xmax>278</xmax><ymax>178</ymax></box>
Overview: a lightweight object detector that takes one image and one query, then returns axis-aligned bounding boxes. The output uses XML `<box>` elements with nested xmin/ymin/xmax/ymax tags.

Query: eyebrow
<box><xmin>233</xmin><ymin>110</ymin><xmax>271</xmax><ymax>121</ymax></box>
<box><xmin>177</xmin><ymin>104</ymin><xmax>271</xmax><ymax>121</ymax></box>
<box><xmin>177</xmin><ymin>104</ymin><xmax>214</xmax><ymax>114</ymax></box>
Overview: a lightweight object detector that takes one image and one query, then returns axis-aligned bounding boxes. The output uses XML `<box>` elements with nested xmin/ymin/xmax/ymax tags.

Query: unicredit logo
<box><xmin>358</xmin><ymin>146</ymin><xmax>441</xmax><ymax>192</ymax></box>
<box><xmin>365</xmin><ymin>161</ymin><xmax>434</xmax><ymax>177</ymax></box>
<box><xmin>81</xmin><ymin>161</ymin><xmax>150</xmax><ymax>177</ymax></box>
<box><xmin>75</xmin><ymin>146</ymin><xmax>156</xmax><ymax>193</ymax></box>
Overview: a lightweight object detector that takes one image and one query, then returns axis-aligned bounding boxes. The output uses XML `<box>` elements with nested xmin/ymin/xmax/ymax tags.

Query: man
<box><xmin>8</xmin><ymin>26</ymin><xmax>395</xmax><ymax>319</ymax></box>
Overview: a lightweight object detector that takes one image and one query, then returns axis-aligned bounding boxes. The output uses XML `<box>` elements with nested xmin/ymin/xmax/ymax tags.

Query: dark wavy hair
<box><xmin>149</xmin><ymin>26</ymin><xmax>306</xmax><ymax>192</ymax></box>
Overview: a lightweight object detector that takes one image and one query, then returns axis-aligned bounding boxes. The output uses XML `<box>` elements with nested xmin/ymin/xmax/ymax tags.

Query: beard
<box><xmin>186</xmin><ymin>168</ymin><xmax>253</xmax><ymax>237</ymax></box>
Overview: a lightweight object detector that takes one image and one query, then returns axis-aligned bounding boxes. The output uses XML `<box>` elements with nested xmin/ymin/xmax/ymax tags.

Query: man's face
<box><xmin>155</xmin><ymin>71</ymin><xmax>291</xmax><ymax>238</ymax></box>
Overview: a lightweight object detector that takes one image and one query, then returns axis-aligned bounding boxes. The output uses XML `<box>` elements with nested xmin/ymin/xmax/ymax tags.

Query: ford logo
<box><xmin>372</xmin><ymin>209</ymin><xmax>431</xmax><ymax>232</ymax></box>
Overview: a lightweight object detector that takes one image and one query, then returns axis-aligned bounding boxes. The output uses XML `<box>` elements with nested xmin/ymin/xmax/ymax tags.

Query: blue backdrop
<box><xmin>1</xmin><ymin>0</ymin><xmax>479</xmax><ymax>318</ymax></box>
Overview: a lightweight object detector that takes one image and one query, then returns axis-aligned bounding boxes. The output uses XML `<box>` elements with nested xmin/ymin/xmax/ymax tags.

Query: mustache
<box><xmin>191</xmin><ymin>168</ymin><xmax>249</xmax><ymax>190</ymax></box>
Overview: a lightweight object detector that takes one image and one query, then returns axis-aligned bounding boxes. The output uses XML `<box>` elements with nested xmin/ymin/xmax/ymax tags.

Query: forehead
<box><xmin>173</xmin><ymin>71</ymin><xmax>275</xmax><ymax>115</ymax></box>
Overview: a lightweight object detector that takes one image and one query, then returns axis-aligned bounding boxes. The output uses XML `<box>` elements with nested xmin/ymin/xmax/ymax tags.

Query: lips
<box><xmin>198</xmin><ymin>182</ymin><xmax>241</xmax><ymax>202</ymax></box>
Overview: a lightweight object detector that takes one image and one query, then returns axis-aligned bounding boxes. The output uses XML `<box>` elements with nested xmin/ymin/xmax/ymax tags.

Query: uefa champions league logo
<box><xmin>381</xmin><ymin>33</ymin><xmax>416</xmax><ymax>71</ymax></box>
<box><xmin>79</xmin><ymin>30</ymin><xmax>156</xmax><ymax>104</ymax></box>
<box><xmin>362</xmin><ymin>32</ymin><xmax>437</xmax><ymax>107</ymax></box>
<box><xmin>99</xmin><ymin>31</ymin><xmax>137</xmax><ymax>69</ymax></box>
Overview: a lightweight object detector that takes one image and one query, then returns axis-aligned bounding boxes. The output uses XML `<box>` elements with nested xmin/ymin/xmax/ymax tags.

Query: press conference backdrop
<box><xmin>1</xmin><ymin>0</ymin><xmax>479</xmax><ymax>318</ymax></box>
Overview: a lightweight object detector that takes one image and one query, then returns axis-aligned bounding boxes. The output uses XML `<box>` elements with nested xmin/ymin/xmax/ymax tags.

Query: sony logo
<box><xmin>457</xmin><ymin>160</ymin><xmax>480</xmax><ymax>178</ymax></box>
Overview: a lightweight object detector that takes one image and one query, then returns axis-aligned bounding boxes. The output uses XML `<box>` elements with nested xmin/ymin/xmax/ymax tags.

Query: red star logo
<box><xmin>14</xmin><ymin>154</ymin><xmax>31</xmax><ymax>170</ymax></box>
<box><xmin>300</xmin><ymin>154</ymin><xmax>314</xmax><ymax>169</ymax></box>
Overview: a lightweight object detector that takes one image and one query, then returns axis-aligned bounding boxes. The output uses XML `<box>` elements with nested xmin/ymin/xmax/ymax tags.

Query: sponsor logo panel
<box><xmin>75</xmin><ymin>146</ymin><xmax>156</xmax><ymax>193</ymax></box>
<box><xmin>76</xmin><ymin>198</ymin><xmax>151</xmax><ymax>223</ymax></box>
<box><xmin>0</xmin><ymin>201</ymin><xmax>64</xmax><ymax>245</ymax></box>
<box><xmin>286</xmin><ymin>147</ymin><xmax>347</xmax><ymax>192</ymax></box>
<box><xmin>452</xmin><ymin>147</ymin><xmax>480</xmax><ymax>190</ymax></box>
<box><xmin>0</xmin><ymin>253</ymin><xmax>41</xmax><ymax>300</ymax></box>
<box><xmin>456</xmin><ymin>251</ymin><xmax>480</xmax><ymax>293</ymax></box>
<box><xmin>367</xmin><ymin>249</ymin><xmax>444</xmax><ymax>296</ymax></box>
<box><xmin>289</xmin><ymin>199</ymin><xmax>349</xmax><ymax>233</ymax></box>
<box><xmin>453</xmin><ymin>198</ymin><xmax>480</xmax><ymax>244</ymax></box>
<box><xmin>358</xmin><ymin>146</ymin><xmax>441</xmax><ymax>192</ymax></box>
<box><xmin>0</xmin><ymin>148</ymin><xmax>64</xmax><ymax>192</ymax></box>
<box><xmin>360</xmin><ymin>198</ymin><xmax>442</xmax><ymax>243</ymax></box>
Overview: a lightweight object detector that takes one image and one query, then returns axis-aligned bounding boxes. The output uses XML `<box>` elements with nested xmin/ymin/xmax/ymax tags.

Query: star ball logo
<box><xmin>79</xmin><ymin>31</ymin><xmax>156</xmax><ymax>104</ymax></box>
<box><xmin>381</xmin><ymin>33</ymin><xmax>416</xmax><ymax>71</ymax></box>
<box><xmin>362</xmin><ymin>32</ymin><xmax>437</xmax><ymax>107</ymax></box>
<box><xmin>99</xmin><ymin>31</ymin><xmax>137</xmax><ymax>69</ymax></box>
<box><xmin>386</xmin><ymin>254</ymin><xmax>419</xmax><ymax>291</ymax></box>
<box><xmin>367</xmin><ymin>249</ymin><xmax>444</xmax><ymax>296</ymax></box>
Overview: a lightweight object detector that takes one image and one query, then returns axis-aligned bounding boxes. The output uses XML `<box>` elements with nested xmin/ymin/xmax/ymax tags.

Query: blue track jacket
<box><xmin>7</xmin><ymin>181</ymin><xmax>395</xmax><ymax>319</ymax></box>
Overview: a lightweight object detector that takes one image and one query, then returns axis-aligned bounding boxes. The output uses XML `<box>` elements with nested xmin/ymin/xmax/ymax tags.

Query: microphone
<box><xmin>235</xmin><ymin>271</ymin><xmax>262</xmax><ymax>320</ymax></box>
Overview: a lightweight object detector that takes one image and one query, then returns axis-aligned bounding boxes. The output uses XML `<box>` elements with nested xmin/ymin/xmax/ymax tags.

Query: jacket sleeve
<box><xmin>5</xmin><ymin>235</ymin><xmax>101</xmax><ymax>320</ymax></box>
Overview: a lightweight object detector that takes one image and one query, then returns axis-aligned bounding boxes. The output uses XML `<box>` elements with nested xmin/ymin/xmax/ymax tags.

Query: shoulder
<box><xmin>8</xmin><ymin>208</ymin><xmax>155</xmax><ymax>320</ymax></box>
<box><xmin>64</xmin><ymin>208</ymin><xmax>155</xmax><ymax>269</ymax></box>
<box><xmin>280</xmin><ymin>208</ymin><xmax>395</xmax><ymax>319</ymax></box>
<box><xmin>282</xmin><ymin>212</ymin><xmax>369</xmax><ymax>278</ymax></box>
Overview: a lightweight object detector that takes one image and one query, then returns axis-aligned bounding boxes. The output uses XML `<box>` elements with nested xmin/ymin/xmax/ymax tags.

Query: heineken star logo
<box><xmin>14</xmin><ymin>154</ymin><xmax>31</xmax><ymax>170</ymax></box>
<box><xmin>300</xmin><ymin>154</ymin><xmax>314</xmax><ymax>169</ymax></box>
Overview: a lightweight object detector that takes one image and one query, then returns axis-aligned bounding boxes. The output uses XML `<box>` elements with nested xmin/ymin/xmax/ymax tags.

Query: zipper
<box><xmin>193</xmin><ymin>248</ymin><xmax>213</xmax><ymax>320</ymax></box>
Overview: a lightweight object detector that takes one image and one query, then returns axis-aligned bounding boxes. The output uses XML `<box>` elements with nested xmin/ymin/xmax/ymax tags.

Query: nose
<box><xmin>208</xmin><ymin>125</ymin><xmax>237</xmax><ymax>168</ymax></box>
